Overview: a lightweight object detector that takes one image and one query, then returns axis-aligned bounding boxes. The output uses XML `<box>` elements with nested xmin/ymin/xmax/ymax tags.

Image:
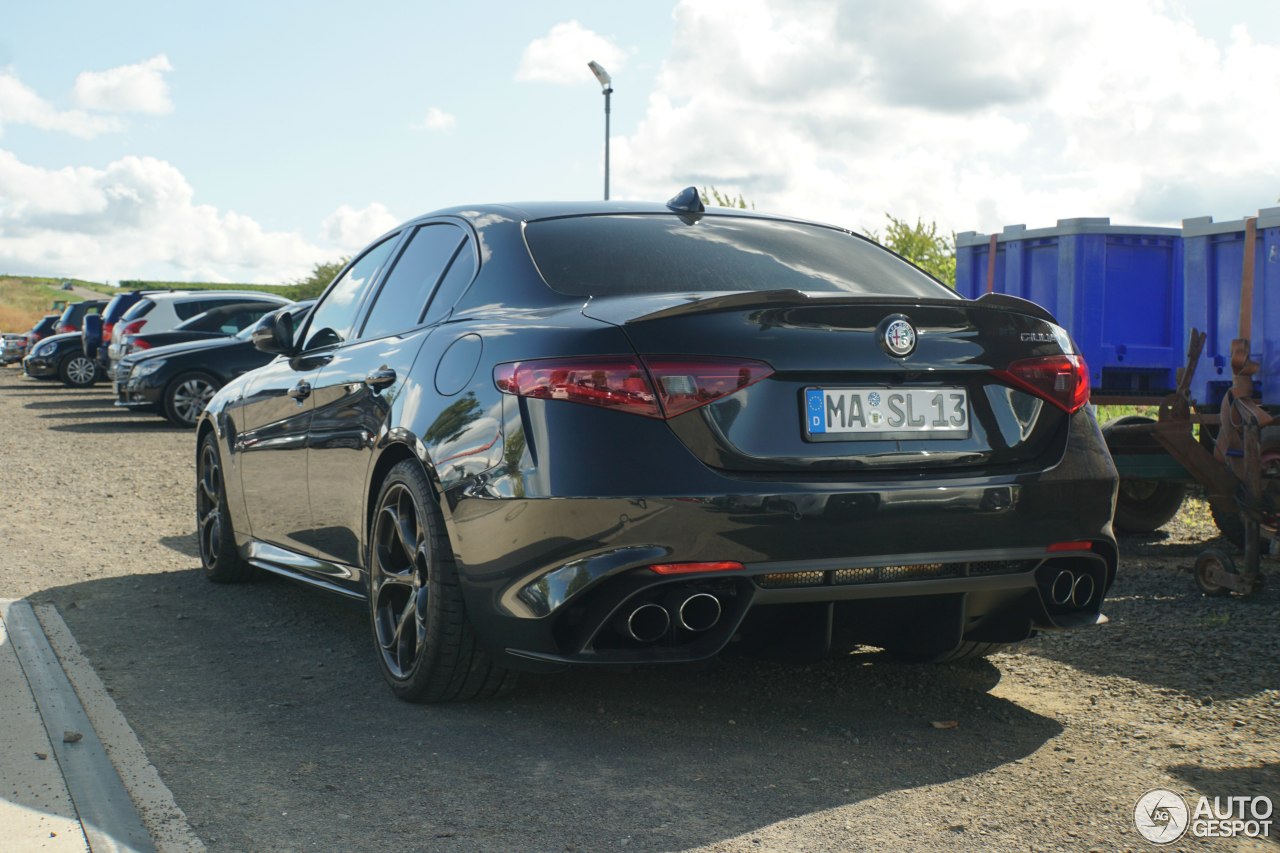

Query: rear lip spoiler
<box><xmin>600</xmin><ymin>289</ymin><xmax>1058</xmax><ymax>325</ymax></box>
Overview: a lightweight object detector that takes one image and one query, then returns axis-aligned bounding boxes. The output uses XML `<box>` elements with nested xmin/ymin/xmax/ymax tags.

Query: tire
<box><xmin>58</xmin><ymin>352</ymin><xmax>98</xmax><ymax>387</ymax></box>
<box><xmin>164</xmin><ymin>372</ymin><xmax>221</xmax><ymax>428</ymax></box>
<box><xmin>368</xmin><ymin>459</ymin><xmax>513</xmax><ymax>703</ymax></box>
<box><xmin>1210</xmin><ymin>425</ymin><xmax>1280</xmax><ymax>549</ymax></box>
<box><xmin>196</xmin><ymin>432</ymin><xmax>254</xmax><ymax>583</ymax></box>
<box><xmin>1194</xmin><ymin>548</ymin><xmax>1236</xmax><ymax>597</ymax></box>
<box><xmin>1103</xmin><ymin>416</ymin><xmax>1187</xmax><ymax>533</ymax></box>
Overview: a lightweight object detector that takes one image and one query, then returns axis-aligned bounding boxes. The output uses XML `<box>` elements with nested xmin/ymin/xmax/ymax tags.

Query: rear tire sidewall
<box><xmin>197</xmin><ymin>432</ymin><xmax>251</xmax><ymax>583</ymax></box>
<box><xmin>370</xmin><ymin>461</ymin><xmax>453</xmax><ymax>702</ymax></box>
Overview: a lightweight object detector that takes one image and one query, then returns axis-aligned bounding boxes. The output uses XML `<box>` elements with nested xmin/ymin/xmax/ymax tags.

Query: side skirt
<box><xmin>243</xmin><ymin>540</ymin><xmax>366</xmax><ymax>600</ymax></box>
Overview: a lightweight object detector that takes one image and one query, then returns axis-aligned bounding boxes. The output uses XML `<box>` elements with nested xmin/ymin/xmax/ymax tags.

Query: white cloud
<box><xmin>0</xmin><ymin>72</ymin><xmax>123</xmax><ymax>138</ymax></box>
<box><xmin>0</xmin><ymin>149</ymin><xmax>328</xmax><ymax>282</ymax></box>
<box><xmin>415</xmin><ymin>106</ymin><xmax>456</xmax><ymax>131</ymax></box>
<box><xmin>320</xmin><ymin>202</ymin><xmax>400</xmax><ymax>249</ymax></box>
<box><xmin>516</xmin><ymin>21</ymin><xmax>625</xmax><ymax>85</ymax></box>
<box><xmin>71</xmin><ymin>54</ymin><xmax>174</xmax><ymax>115</ymax></box>
<box><xmin>613</xmin><ymin>0</ymin><xmax>1280</xmax><ymax>235</ymax></box>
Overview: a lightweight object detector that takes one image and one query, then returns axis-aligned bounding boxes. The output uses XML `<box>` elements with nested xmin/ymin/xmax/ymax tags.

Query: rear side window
<box><xmin>174</xmin><ymin>299</ymin><xmax>208</xmax><ymax>320</ymax></box>
<box><xmin>360</xmin><ymin>224</ymin><xmax>466</xmax><ymax>340</ymax></box>
<box><xmin>524</xmin><ymin>214</ymin><xmax>958</xmax><ymax>299</ymax></box>
<box><xmin>121</xmin><ymin>299</ymin><xmax>155</xmax><ymax>321</ymax></box>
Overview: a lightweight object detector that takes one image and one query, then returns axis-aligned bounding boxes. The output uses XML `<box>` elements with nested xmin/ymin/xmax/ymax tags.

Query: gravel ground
<box><xmin>1</xmin><ymin>364</ymin><xmax>1277</xmax><ymax>852</ymax></box>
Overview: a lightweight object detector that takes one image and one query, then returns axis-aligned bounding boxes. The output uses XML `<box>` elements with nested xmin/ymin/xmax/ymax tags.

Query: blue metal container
<box><xmin>1181</xmin><ymin>208</ymin><xmax>1280</xmax><ymax>404</ymax></box>
<box><xmin>956</xmin><ymin>218</ymin><xmax>1183</xmax><ymax>398</ymax></box>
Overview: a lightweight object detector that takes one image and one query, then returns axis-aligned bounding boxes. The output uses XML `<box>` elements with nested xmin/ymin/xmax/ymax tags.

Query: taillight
<box><xmin>994</xmin><ymin>354</ymin><xmax>1089</xmax><ymax>414</ymax></box>
<box><xmin>132</xmin><ymin>338</ymin><xmax>152</xmax><ymax>351</ymax></box>
<box><xmin>121</xmin><ymin>319</ymin><xmax>147</xmax><ymax>337</ymax></box>
<box><xmin>57</xmin><ymin>323</ymin><xmax>72</xmax><ymax>333</ymax></box>
<box><xmin>494</xmin><ymin>356</ymin><xmax>773</xmax><ymax>419</ymax></box>
<box><xmin>102</xmin><ymin>322</ymin><xmax>115</xmax><ymax>341</ymax></box>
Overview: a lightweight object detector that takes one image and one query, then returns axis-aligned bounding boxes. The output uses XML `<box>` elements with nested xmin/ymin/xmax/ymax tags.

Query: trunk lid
<box><xmin>584</xmin><ymin>292</ymin><xmax>1075</xmax><ymax>474</ymax></box>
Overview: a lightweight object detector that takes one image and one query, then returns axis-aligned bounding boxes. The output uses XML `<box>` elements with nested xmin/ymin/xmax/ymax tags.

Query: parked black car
<box><xmin>196</xmin><ymin>191</ymin><xmax>1118</xmax><ymax>703</ymax></box>
<box><xmin>23</xmin><ymin>332</ymin><xmax>101</xmax><ymax>386</ymax></box>
<box><xmin>116</xmin><ymin>301</ymin><xmax>314</xmax><ymax>427</ymax></box>
<box><xmin>28</xmin><ymin>314</ymin><xmax>60</xmax><ymax>349</ymax></box>
<box><xmin>55</xmin><ymin>299</ymin><xmax>106</xmax><ymax>334</ymax></box>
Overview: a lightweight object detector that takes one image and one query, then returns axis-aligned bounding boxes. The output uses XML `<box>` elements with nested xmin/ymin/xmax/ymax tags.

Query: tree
<box><xmin>290</xmin><ymin>257</ymin><xmax>348</xmax><ymax>299</ymax></box>
<box><xmin>699</xmin><ymin>187</ymin><xmax>754</xmax><ymax>209</ymax></box>
<box><xmin>869</xmin><ymin>215</ymin><xmax>956</xmax><ymax>287</ymax></box>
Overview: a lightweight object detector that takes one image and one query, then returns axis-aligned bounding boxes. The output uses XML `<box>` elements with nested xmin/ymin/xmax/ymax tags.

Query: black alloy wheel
<box><xmin>59</xmin><ymin>353</ymin><xmax>97</xmax><ymax>387</ymax></box>
<box><xmin>166</xmin><ymin>372</ymin><xmax>221</xmax><ymax>427</ymax></box>
<box><xmin>197</xmin><ymin>433</ymin><xmax>252</xmax><ymax>583</ymax></box>
<box><xmin>369</xmin><ymin>460</ymin><xmax>512</xmax><ymax>703</ymax></box>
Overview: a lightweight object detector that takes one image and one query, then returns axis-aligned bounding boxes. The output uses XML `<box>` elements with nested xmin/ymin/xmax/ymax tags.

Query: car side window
<box><xmin>421</xmin><ymin>237</ymin><xmax>477</xmax><ymax>326</ymax></box>
<box><xmin>360</xmin><ymin>224</ymin><xmax>466</xmax><ymax>340</ymax></box>
<box><xmin>302</xmin><ymin>236</ymin><xmax>400</xmax><ymax>351</ymax></box>
<box><xmin>174</xmin><ymin>300</ymin><xmax>206</xmax><ymax>320</ymax></box>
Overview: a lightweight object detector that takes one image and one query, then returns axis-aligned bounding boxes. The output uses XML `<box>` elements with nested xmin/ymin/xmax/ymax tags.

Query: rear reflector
<box><xmin>1047</xmin><ymin>541</ymin><xmax>1092</xmax><ymax>552</ymax></box>
<box><xmin>993</xmin><ymin>354</ymin><xmax>1090</xmax><ymax>413</ymax></box>
<box><xmin>494</xmin><ymin>356</ymin><xmax>773</xmax><ymax>419</ymax></box>
<box><xmin>649</xmin><ymin>561</ymin><xmax>744</xmax><ymax>575</ymax></box>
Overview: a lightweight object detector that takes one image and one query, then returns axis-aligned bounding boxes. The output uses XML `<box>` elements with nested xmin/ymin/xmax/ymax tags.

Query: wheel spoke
<box><xmin>394</xmin><ymin>492</ymin><xmax>418</xmax><ymax>560</ymax></box>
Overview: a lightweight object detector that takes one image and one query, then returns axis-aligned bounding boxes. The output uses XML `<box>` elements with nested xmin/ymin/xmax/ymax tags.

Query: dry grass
<box><xmin>0</xmin><ymin>278</ymin><xmax>67</xmax><ymax>332</ymax></box>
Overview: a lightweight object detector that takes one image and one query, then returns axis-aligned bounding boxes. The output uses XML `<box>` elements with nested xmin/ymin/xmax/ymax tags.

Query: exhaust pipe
<box><xmin>1050</xmin><ymin>570</ymin><xmax>1075</xmax><ymax>607</ymax></box>
<box><xmin>1070</xmin><ymin>573</ymin><xmax>1096</xmax><ymax>608</ymax></box>
<box><xmin>675</xmin><ymin>593</ymin><xmax>722</xmax><ymax>633</ymax></box>
<box><xmin>619</xmin><ymin>603</ymin><xmax>670</xmax><ymax>643</ymax></box>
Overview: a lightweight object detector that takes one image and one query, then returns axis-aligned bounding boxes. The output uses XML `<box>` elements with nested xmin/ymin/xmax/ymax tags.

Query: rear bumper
<box><xmin>446</xmin><ymin>408</ymin><xmax>1119</xmax><ymax>669</ymax></box>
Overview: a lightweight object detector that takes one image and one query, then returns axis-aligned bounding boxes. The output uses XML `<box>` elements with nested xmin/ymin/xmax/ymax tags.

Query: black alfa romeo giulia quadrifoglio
<box><xmin>195</xmin><ymin>191</ymin><xmax>1118</xmax><ymax>702</ymax></box>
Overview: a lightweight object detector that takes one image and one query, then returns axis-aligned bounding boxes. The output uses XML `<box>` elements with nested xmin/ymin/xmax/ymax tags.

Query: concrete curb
<box><xmin>0</xmin><ymin>600</ymin><xmax>204</xmax><ymax>853</ymax></box>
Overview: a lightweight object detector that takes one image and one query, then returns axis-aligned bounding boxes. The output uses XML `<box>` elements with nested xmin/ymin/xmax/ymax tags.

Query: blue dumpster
<box><xmin>1182</xmin><ymin>208</ymin><xmax>1280</xmax><ymax>404</ymax></box>
<box><xmin>956</xmin><ymin>218</ymin><xmax>1183</xmax><ymax>398</ymax></box>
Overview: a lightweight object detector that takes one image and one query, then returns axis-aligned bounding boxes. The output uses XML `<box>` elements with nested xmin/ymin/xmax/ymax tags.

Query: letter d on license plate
<box><xmin>804</xmin><ymin>387</ymin><xmax>968</xmax><ymax>439</ymax></box>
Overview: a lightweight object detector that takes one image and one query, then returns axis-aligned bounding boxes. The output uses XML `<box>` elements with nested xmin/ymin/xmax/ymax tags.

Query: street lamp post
<box><xmin>587</xmin><ymin>60</ymin><xmax>612</xmax><ymax>200</ymax></box>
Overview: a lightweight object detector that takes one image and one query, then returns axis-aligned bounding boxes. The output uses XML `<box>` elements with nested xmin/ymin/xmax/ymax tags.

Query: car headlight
<box><xmin>130</xmin><ymin>359</ymin><xmax>167</xmax><ymax>379</ymax></box>
<box><xmin>32</xmin><ymin>342</ymin><xmax>56</xmax><ymax>357</ymax></box>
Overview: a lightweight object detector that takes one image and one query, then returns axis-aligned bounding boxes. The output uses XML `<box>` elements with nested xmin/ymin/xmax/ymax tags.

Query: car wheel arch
<box><xmin>364</xmin><ymin>442</ymin><xmax>448</xmax><ymax>571</ymax></box>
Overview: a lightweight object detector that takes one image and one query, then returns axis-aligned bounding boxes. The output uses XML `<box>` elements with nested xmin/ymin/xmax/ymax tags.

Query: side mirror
<box><xmin>251</xmin><ymin>310</ymin><xmax>297</xmax><ymax>355</ymax></box>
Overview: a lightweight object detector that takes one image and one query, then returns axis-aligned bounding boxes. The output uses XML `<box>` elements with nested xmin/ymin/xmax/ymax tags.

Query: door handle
<box><xmin>288</xmin><ymin>381</ymin><xmax>311</xmax><ymax>401</ymax></box>
<box><xmin>365</xmin><ymin>366</ymin><xmax>396</xmax><ymax>391</ymax></box>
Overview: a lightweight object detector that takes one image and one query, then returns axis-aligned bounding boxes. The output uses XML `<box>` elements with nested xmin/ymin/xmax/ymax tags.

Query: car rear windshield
<box><xmin>523</xmin><ymin>214</ymin><xmax>958</xmax><ymax>299</ymax></box>
<box><xmin>102</xmin><ymin>295</ymin><xmax>138</xmax><ymax>324</ymax></box>
<box><xmin>121</xmin><ymin>299</ymin><xmax>156</xmax><ymax>321</ymax></box>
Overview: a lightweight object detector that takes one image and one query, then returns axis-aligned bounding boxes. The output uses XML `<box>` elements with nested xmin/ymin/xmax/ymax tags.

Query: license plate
<box><xmin>804</xmin><ymin>387</ymin><xmax>968</xmax><ymax>438</ymax></box>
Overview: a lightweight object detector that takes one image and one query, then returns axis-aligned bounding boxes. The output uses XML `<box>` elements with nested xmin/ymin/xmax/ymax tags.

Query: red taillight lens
<box><xmin>133</xmin><ymin>338</ymin><xmax>152</xmax><ymax>350</ymax></box>
<box><xmin>649</xmin><ymin>561</ymin><xmax>744</xmax><ymax>575</ymax></box>
<box><xmin>493</xmin><ymin>356</ymin><xmax>774</xmax><ymax>419</ymax></box>
<box><xmin>645</xmin><ymin>358</ymin><xmax>773</xmax><ymax>417</ymax></box>
<box><xmin>1047</xmin><ymin>541</ymin><xmax>1092</xmax><ymax>552</ymax></box>
<box><xmin>121</xmin><ymin>319</ymin><xmax>147</xmax><ymax>336</ymax></box>
<box><xmin>57</xmin><ymin>323</ymin><xmax>73</xmax><ymax>333</ymax></box>
<box><xmin>494</xmin><ymin>357</ymin><xmax>661</xmax><ymax>417</ymax></box>
<box><xmin>102</xmin><ymin>322</ymin><xmax>115</xmax><ymax>341</ymax></box>
<box><xmin>994</xmin><ymin>354</ymin><xmax>1089</xmax><ymax>414</ymax></box>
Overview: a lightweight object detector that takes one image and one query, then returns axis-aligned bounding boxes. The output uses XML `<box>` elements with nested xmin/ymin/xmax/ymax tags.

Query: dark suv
<box><xmin>55</xmin><ymin>300</ymin><xmax>106</xmax><ymax>334</ymax></box>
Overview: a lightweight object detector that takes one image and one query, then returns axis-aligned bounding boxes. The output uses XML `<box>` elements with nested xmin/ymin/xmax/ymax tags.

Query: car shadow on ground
<box><xmin>48</xmin><ymin>419</ymin><xmax>186</xmax><ymax>434</ymax></box>
<box><xmin>1021</xmin><ymin>538</ymin><xmax>1279</xmax><ymax>701</ymax></box>
<box><xmin>34</xmin><ymin>569</ymin><xmax>1060</xmax><ymax>852</ymax></box>
<box><xmin>23</xmin><ymin>396</ymin><xmax>117</xmax><ymax>410</ymax></box>
<box><xmin>1169</xmin><ymin>762</ymin><xmax>1280</xmax><ymax>819</ymax></box>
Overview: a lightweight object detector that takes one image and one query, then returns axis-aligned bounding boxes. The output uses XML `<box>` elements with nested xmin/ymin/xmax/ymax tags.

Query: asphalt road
<box><xmin>1</xmin><ymin>365</ymin><xmax>1277</xmax><ymax>852</ymax></box>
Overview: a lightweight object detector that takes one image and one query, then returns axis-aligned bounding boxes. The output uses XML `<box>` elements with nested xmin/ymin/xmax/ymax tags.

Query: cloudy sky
<box><xmin>1</xmin><ymin>0</ymin><xmax>1276</xmax><ymax>283</ymax></box>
